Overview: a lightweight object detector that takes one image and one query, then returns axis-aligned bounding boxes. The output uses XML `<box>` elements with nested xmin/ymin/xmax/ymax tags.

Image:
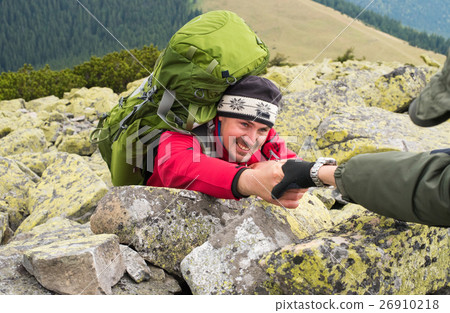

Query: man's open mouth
<box><xmin>236</xmin><ymin>138</ymin><xmax>251</xmax><ymax>152</ymax></box>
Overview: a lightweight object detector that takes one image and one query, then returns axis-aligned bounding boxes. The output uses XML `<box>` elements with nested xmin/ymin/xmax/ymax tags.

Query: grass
<box><xmin>198</xmin><ymin>0</ymin><xmax>446</xmax><ymax>66</ymax></box>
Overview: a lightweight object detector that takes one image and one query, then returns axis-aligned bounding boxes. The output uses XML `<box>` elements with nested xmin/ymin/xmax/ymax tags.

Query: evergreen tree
<box><xmin>0</xmin><ymin>0</ymin><xmax>201</xmax><ymax>73</ymax></box>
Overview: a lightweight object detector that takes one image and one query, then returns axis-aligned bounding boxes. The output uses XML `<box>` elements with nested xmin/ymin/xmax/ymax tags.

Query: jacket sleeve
<box><xmin>148</xmin><ymin>131</ymin><xmax>246</xmax><ymax>199</ymax></box>
<box><xmin>334</xmin><ymin>151</ymin><xmax>450</xmax><ymax>226</ymax></box>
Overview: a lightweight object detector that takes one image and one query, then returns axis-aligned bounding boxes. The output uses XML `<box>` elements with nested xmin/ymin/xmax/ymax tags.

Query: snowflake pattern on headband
<box><xmin>229</xmin><ymin>98</ymin><xmax>245</xmax><ymax>111</ymax></box>
<box><xmin>256</xmin><ymin>102</ymin><xmax>271</xmax><ymax>118</ymax></box>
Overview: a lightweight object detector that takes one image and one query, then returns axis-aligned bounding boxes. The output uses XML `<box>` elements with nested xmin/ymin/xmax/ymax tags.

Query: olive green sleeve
<box><xmin>334</xmin><ymin>151</ymin><xmax>450</xmax><ymax>226</ymax></box>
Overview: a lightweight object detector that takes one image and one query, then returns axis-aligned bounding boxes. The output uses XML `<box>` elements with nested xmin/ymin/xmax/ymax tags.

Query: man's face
<box><xmin>218</xmin><ymin>116</ymin><xmax>271</xmax><ymax>163</ymax></box>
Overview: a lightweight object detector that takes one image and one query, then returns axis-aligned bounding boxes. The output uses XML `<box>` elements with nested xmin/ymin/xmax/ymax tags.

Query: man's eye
<box><xmin>241</xmin><ymin>122</ymin><xmax>249</xmax><ymax>127</ymax></box>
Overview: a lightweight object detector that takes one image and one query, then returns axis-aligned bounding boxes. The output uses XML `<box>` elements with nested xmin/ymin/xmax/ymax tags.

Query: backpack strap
<box><xmin>157</xmin><ymin>89</ymin><xmax>191</xmax><ymax>134</ymax></box>
<box><xmin>186</xmin><ymin>104</ymin><xmax>199</xmax><ymax>131</ymax></box>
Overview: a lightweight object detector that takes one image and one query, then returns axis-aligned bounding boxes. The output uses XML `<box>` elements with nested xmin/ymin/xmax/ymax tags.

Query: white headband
<box><xmin>217</xmin><ymin>95</ymin><xmax>278</xmax><ymax>127</ymax></box>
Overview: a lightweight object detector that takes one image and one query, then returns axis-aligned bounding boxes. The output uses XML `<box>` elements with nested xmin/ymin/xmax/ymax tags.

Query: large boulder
<box><xmin>259</xmin><ymin>215</ymin><xmax>450</xmax><ymax>295</ymax></box>
<box><xmin>0</xmin><ymin>217</ymin><xmax>181</xmax><ymax>295</ymax></box>
<box><xmin>63</xmin><ymin>87</ymin><xmax>119</xmax><ymax>119</ymax></box>
<box><xmin>7</xmin><ymin>151</ymin><xmax>59</xmax><ymax>177</ymax></box>
<box><xmin>90</xmin><ymin>186</ymin><xmax>246</xmax><ymax>275</ymax></box>
<box><xmin>56</xmin><ymin>130</ymin><xmax>96</xmax><ymax>156</ymax></box>
<box><xmin>0</xmin><ymin>128</ymin><xmax>47</xmax><ymax>157</ymax></box>
<box><xmin>16</xmin><ymin>153</ymin><xmax>108</xmax><ymax>234</ymax></box>
<box><xmin>180</xmin><ymin>191</ymin><xmax>368</xmax><ymax>295</ymax></box>
<box><xmin>180</xmin><ymin>204</ymin><xmax>301</xmax><ymax>294</ymax></box>
<box><xmin>23</xmin><ymin>233</ymin><xmax>125</xmax><ymax>295</ymax></box>
<box><xmin>315</xmin><ymin>106</ymin><xmax>450</xmax><ymax>162</ymax></box>
<box><xmin>357</xmin><ymin>66</ymin><xmax>431</xmax><ymax>112</ymax></box>
<box><xmin>0</xmin><ymin>99</ymin><xmax>25</xmax><ymax>112</ymax></box>
<box><xmin>0</xmin><ymin>157</ymin><xmax>39</xmax><ymax>230</ymax></box>
<box><xmin>0</xmin><ymin>217</ymin><xmax>93</xmax><ymax>295</ymax></box>
<box><xmin>24</xmin><ymin>96</ymin><xmax>69</xmax><ymax>113</ymax></box>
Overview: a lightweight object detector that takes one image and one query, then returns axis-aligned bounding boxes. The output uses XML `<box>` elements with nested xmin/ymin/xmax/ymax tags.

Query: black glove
<box><xmin>271</xmin><ymin>159</ymin><xmax>315</xmax><ymax>199</ymax></box>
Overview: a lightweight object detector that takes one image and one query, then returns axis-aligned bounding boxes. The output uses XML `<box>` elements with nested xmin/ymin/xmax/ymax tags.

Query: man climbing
<box><xmin>146</xmin><ymin>75</ymin><xmax>306</xmax><ymax>208</ymax></box>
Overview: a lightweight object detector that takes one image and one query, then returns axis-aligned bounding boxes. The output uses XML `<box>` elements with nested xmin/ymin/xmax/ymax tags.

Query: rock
<box><xmin>2</xmin><ymin>217</ymin><xmax>94</xmax><ymax>257</ymax></box>
<box><xmin>16</xmin><ymin>153</ymin><xmax>108</xmax><ymax>234</ymax></box>
<box><xmin>264</xmin><ymin>60</ymin><xmax>400</xmax><ymax>95</ymax></box>
<box><xmin>0</xmin><ymin>212</ymin><xmax>8</xmax><ymax>244</ymax></box>
<box><xmin>329</xmin><ymin>203</ymin><xmax>368</xmax><ymax>224</ymax></box>
<box><xmin>39</xmin><ymin>121</ymin><xmax>63</xmax><ymax>143</ymax></box>
<box><xmin>0</xmin><ymin>254</ymin><xmax>54</xmax><ymax>295</ymax></box>
<box><xmin>0</xmin><ymin>98</ymin><xmax>25</xmax><ymax>112</ymax></box>
<box><xmin>63</xmin><ymin>87</ymin><xmax>119</xmax><ymax>118</ymax></box>
<box><xmin>0</xmin><ymin>157</ymin><xmax>39</xmax><ymax>230</ymax></box>
<box><xmin>25</xmin><ymin>96</ymin><xmax>68</xmax><ymax>113</ymax></box>
<box><xmin>1</xmin><ymin>59</ymin><xmax>449</xmax><ymax>296</ymax></box>
<box><xmin>358</xmin><ymin>66</ymin><xmax>430</xmax><ymax>112</ymax></box>
<box><xmin>259</xmin><ymin>215</ymin><xmax>450</xmax><ymax>295</ymax></box>
<box><xmin>22</xmin><ymin>234</ymin><xmax>125</xmax><ymax>295</ymax></box>
<box><xmin>148</xmin><ymin>264</ymin><xmax>166</xmax><ymax>281</ymax></box>
<box><xmin>83</xmin><ymin>150</ymin><xmax>113</xmax><ymax>187</ymax></box>
<box><xmin>0</xmin><ymin>128</ymin><xmax>47</xmax><ymax>157</ymax></box>
<box><xmin>112</xmin><ymin>272</ymin><xmax>182</xmax><ymax>295</ymax></box>
<box><xmin>120</xmin><ymin>245</ymin><xmax>150</xmax><ymax>283</ymax></box>
<box><xmin>91</xmin><ymin>186</ymin><xmax>246</xmax><ymax>275</ymax></box>
<box><xmin>274</xmin><ymin>80</ymin><xmax>366</xmax><ymax>161</ymax></box>
<box><xmin>315</xmin><ymin>106</ymin><xmax>450</xmax><ymax>163</ymax></box>
<box><xmin>7</xmin><ymin>151</ymin><xmax>59</xmax><ymax>177</ymax></box>
<box><xmin>180</xmin><ymin>201</ymin><xmax>305</xmax><ymax>295</ymax></box>
<box><xmin>56</xmin><ymin>130</ymin><xmax>96</xmax><ymax>156</ymax></box>
<box><xmin>15</xmin><ymin>111</ymin><xmax>44</xmax><ymax>130</ymax></box>
<box><xmin>0</xmin><ymin>115</ymin><xmax>16</xmax><ymax>138</ymax></box>
<box><xmin>0</xmin><ymin>217</ymin><xmax>93</xmax><ymax>295</ymax></box>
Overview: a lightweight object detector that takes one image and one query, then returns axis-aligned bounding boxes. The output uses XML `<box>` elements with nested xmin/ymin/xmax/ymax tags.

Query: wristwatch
<box><xmin>310</xmin><ymin>157</ymin><xmax>337</xmax><ymax>187</ymax></box>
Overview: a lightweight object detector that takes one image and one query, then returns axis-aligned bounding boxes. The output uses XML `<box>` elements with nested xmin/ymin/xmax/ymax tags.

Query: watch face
<box><xmin>311</xmin><ymin>157</ymin><xmax>337</xmax><ymax>187</ymax></box>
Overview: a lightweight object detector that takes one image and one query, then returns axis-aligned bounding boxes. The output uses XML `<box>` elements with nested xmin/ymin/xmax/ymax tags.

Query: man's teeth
<box><xmin>237</xmin><ymin>142</ymin><xmax>250</xmax><ymax>151</ymax></box>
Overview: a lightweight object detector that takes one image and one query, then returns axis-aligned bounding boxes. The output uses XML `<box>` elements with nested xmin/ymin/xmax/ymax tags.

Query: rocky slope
<box><xmin>0</xmin><ymin>57</ymin><xmax>449</xmax><ymax>295</ymax></box>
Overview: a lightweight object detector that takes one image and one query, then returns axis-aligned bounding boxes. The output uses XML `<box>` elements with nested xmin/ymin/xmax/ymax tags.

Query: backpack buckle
<box><xmin>194</xmin><ymin>89</ymin><xmax>205</xmax><ymax>99</ymax></box>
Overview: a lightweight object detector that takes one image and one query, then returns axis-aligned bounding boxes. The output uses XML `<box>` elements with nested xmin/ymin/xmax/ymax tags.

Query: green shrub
<box><xmin>0</xmin><ymin>64</ymin><xmax>86</xmax><ymax>101</ymax></box>
<box><xmin>73</xmin><ymin>45</ymin><xmax>160</xmax><ymax>93</ymax></box>
<box><xmin>0</xmin><ymin>45</ymin><xmax>161</xmax><ymax>101</ymax></box>
<box><xmin>335</xmin><ymin>47</ymin><xmax>356</xmax><ymax>63</ymax></box>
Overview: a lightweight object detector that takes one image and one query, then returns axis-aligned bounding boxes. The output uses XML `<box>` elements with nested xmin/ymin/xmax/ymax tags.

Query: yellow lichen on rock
<box><xmin>16</xmin><ymin>153</ymin><xmax>108</xmax><ymax>234</ymax></box>
<box><xmin>56</xmin><ymin>130</ymin><xmax>96</xmax><ymax>156</ymax></box>
<box><xmin>0</xmin><ymin>157</ymin><xmax>38</xmax><ymax>230</ymax></box>
<box><xmin>63</xmin><ymin>87</ymin><xmax>119</xmax><ymax>117</ymax></box>
<box><xmin>0</xmin><ymin>128</ymin><xmax>48</xmax><ymax>157</ymax></box>
<box><xmin>260</xmin><ymin>215</ymin><xmax>449</xmax><ymax>295</ymax></box>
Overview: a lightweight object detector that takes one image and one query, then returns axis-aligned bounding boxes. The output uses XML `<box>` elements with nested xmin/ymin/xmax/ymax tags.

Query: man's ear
<box><xmin>218</xmin><ymin>116</ymin><xmax>224</xmax><ymax>122</ymax></box>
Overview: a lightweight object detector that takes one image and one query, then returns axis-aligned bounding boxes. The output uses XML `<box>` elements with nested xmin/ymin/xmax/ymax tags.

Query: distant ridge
<box><xmin>199</xmin><ymin>0</ymin><xmax>446</xmax><ymax>65</ymax></box>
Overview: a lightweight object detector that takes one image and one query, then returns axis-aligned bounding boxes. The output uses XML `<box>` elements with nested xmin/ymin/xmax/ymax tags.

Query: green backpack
<box><xmin>90</xmin><ymin>10</ymin><xmax>270</xmax><ymax>186</ymax></box>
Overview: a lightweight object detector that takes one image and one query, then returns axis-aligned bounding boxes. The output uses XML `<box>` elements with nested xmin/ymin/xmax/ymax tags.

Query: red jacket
<box><xmin>146</xmin><ymin>118</ymin><xmax>297</xmax><ymax>199</ymax></box>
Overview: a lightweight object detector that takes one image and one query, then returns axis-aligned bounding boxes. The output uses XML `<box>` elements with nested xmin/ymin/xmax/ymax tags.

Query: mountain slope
<box><xmin>344</xmin><ymin>0</ymin><xmax>449</xmax><ymax>39</ymax></box>
<box><xmin>199</xmin><ymin>0</ymin><xmax>446</xmax><ymax>65</ymax></box>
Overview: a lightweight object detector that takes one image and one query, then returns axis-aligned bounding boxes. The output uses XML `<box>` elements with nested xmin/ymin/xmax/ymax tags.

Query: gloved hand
<box><xmin>271</xmin><ymin>159</ymin><xmax>315</xmax><ymax>199</ymax></box>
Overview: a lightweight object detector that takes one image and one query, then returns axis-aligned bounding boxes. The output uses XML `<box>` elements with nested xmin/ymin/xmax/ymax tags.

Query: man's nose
<box><xmin>243</xmin><ymin>130</ymin><xmax>258</xmax><ymax>145</ymax></box>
